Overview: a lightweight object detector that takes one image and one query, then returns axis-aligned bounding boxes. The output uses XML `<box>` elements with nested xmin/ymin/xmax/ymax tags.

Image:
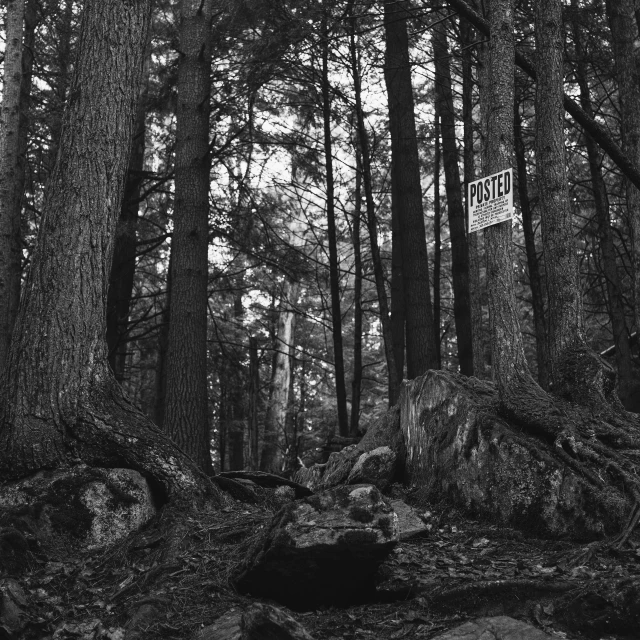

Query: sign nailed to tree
<box><xmin>467</xmin><ymin>168</ymin><xmax>513</xmax><ymax>233</ymax></box>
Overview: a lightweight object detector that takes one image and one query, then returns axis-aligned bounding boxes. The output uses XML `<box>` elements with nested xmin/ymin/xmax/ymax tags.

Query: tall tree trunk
<box><xmin>383</xmin><ymin>0</ymin><xmax>438</xmax><ymax>379</ymax></box>
<box><xmin>514</xmin><ymin>96</ymin><xmax>550</xmax><ymax>390</ymax></box>
<box><xmin>390</xmin><ymin>162</ymin><xmax>405</xmax><ymax>389</ymax></box>
<box><xmin>350</xmin><ymin>158</ymin><xmax>364</xmax><ymax>436</ymax></box>
<box><xmin>0</xmin><ymin>0</ymin><xmax>26</xmax><ymax>372</ymax></box>
<box><xmin>481</xmin><ymin>0</ymin><xmax>532</xmax><ymax>395</ymax></box>
<box><xmin>572</xmin><ymin>2</ymin><xmax>634</xmax><ymax>406</ymax></box>
<box><xmin>432</xmin><ymin>13</ymin><xmax>474</xmax><ymax>376</ymax></box>
<box><xmin>0</xmin><ymin>0</ymin><xmax>206</xmax><ymax>500</ymax></box>
<box><xmin>535</xmin><ymin>0</ymin><xmax>587</xmax><ymax>393</ymax></box>
<box><xmin>321</xmin><ymin>12</ymin><xmax>349</xmax><ymax>437</ymax></box>
<box><xmin>154</xmin><ymin>248</ymin><xmax>172</xmax><ymax>429</ymax></box>
<box><xmin>433</xmin><ymin>109</ymin><xmax>442</xmax><ymax>369</ymax></box>
<box><xmin>106</xmin><ymin>52</ymin><xmax>150</xmax><ymax>382</ymax></box>
<box><xmin>248</xmin><ymin>336</ymin><xmax>260</xmax><ymax>470</ymax></box>
<box><xmin>227</xmin><ymin>289</ymin><xmax>245</xmax><ymax>471</ymax></box>
<box><xmin>164</xmin><ymin>0</ymin><xmax>214</xmax><ymax>474</ymax></box>
<box><xmin>349</xmin><ymin>19</ymin><xmax>400</xmax><ymax>404</ymax></box>
<box><xmin>605</xmin><ymin>0</ymin><xmax>640</xmax><ymax>372</ymax></box>
<box><xmin>462</xmin><ymin>16</ymin><xmax>486</xmax><ymax>378</ymax></box>
<box><xmin>261</xmin><ymin>279</ymin><xmax>299</xmax><ymax>474</ymax></box>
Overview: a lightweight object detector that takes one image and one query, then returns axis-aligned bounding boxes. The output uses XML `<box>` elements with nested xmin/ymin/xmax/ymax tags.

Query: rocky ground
<box><xmin>3</xmin><ymin>484</ymin><xmax>639</xmax><ymax>640</ymax></box>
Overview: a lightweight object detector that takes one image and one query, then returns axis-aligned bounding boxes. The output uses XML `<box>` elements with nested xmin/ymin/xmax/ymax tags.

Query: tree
<box><xmin>0</xmin><ymin>0</ymin><xmax>27</xmax><ymax>371</ymax></box>
<box><xmin>383</xmin><ymin>0</ymin><xmax>438</xmax><ymax>380</ymax></box>
<box><xmin>163</xmin><ymin>0</ymin><xmax>215</xmax><ymax>474</ymax></box>
<box><xmin>0</xmin><ymin>0</ymin><xmax>206</xmax><ymax>501</ymax></box>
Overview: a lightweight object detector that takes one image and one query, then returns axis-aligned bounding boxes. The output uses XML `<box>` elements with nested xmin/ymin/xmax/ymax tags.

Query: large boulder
<box><xmin>0</xmin><ymin>465</ymin><xmax>156</xmax><ymax>555</ymax></box>
<box><xmin>235</xmin><ymin>485</ymin><xmax>398</xmax><ymax>609</ymax></box>
<box><xmin>195</xmin><ymin>603</ymin><xmax>314</xmax><ymax>640</ymax></box>
<box><xmin>400</xmin><ymin>371</ymin><xmax>627</xmax><ymax>539</ymax></box>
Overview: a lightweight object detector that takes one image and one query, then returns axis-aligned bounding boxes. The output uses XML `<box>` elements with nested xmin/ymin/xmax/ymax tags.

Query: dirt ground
<box><xmin>13</xmin><ymin>489</ymin><xmax>640</xmax><ymax>640</ymax></box>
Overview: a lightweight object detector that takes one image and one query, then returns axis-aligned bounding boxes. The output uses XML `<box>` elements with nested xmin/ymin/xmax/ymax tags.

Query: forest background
<box><xmin>1</xmin><ymin>0</ymin><xmax>639</xmax><ymax>479</ymax></box>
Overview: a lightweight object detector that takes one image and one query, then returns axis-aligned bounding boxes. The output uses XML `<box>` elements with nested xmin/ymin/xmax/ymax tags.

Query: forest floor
<box><xmin>14</xmin><ymin>487</ymin><xmax>640</xmax><ymax>640</ymax></box>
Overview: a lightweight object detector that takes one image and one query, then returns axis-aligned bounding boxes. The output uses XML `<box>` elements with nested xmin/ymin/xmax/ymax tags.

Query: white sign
<box><xmin>467</xmin><ymin>168</ymin><xmax>513</xmax><ymax>233</ymax></box>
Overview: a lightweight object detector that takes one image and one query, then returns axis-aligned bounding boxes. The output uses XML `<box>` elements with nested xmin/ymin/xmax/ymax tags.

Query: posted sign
<box><xmin>467</xmin><ymin>168</ymin><xmax>513</xmax><ymax>233</ymax></box>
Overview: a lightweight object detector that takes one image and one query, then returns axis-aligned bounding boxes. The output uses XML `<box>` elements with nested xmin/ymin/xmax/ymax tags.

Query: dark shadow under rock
<box><xmin>235</xmin><ymin>485</ymin><xmax>398</xmax><ymax>610</ymax></box>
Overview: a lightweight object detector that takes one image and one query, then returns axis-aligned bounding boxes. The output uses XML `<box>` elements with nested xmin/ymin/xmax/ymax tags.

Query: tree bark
<box><xmin>106</xmin><ymin>51</ymin><xmax>150</xmax><ymax>382</ymax></box>
<box><xmin>321</xmin><ymin>12</ymin><xmax>349</xmax><ymax>437</ymax></box>
<box><xmin>481</xmin><ymin>0</ymin><xmax>532</xmax><ymax>395</ymax></box>
<box><xmin>164</xmin><ymin>0</ymin><xmax>214</xmax><ymax>474</ymax></box>
<box><xmin>605</xmin><ymin>0</ymin><xmax>640</xmax><ymax>366</ymax></box>
<box><xmin>570</xmin><ymin>2</ymin><xmax>635</xmax><ymax>406</ymax></box>
<box><xmin>0</xmin><ymin>0</ymin><xmax>26</xmax><ymax>372</ymax></box>
<box><xmin>383</xmin><ymin>0</ymin><xmax>438</xmax><ymax>379</ymax></box>
<box><xmin>535</xmin><ymin>0</ymin><xmax>587</xmax><ymax>391</ymax></box>
<box><xmin>227</xmin><ymin>289</ymin><xmax>246</xmax><ymax>471</ymax></box>
<box><xmin>432</xmin><ymin>14</ymin><xmax>474</xmax><ymax>376</ymax></box>
<box><xmin>248</xmin><ymin>336</ymin><xmax>260</xmax><ymax>470</ymax></box>
<box><xmin>391</xmin><ymin>161</ymin><xmax>405</xmax><ymax>390</ymax></box>
<box><xmin>0</xmin><ymin>0</ymin><xmax>208</xmax><ymax>501</ymax></box>
<box><xmin>514</xmin><ymin>95</ymin><xmax>549</xmax><ymax>390</ymax></box>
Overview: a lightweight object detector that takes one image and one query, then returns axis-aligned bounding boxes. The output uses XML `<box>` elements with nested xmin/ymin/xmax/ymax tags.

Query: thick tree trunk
<box><xmin>106</xmin><ymin>55</ymin><xmax>150</xmax><ymax>382</ymax></box>
<box><xmin>570</xmin><ymin>2</ymin><xmax>635</xmax><ymax>407</ymax></box>
<box><xmin>481</xmin><ymin>0</ymin><xmax>532</xmax><ymax>394</ymax></box>
<box><xmin>432</xmin><ymin>15</ymin><xmax>474</xmax><ymax>376</ymax></box>
<box><xmin>0</xmin><ymin>0</ymin><xmax>26</xmax><ymax>372</ymax></box>
<box><xmin>350</xmin><ymin>21</ymin><xmax>400</xmax><ymax>404</ymax></box>
<box><xmin>605</xmin><ymin>0</ymin><xmax>640</xmax><ymax>369</ymax></box>
<box><xmin>0</xmin><ymin>0</ymin><xmax>207</xmax><ymax>501</ymax></box>
<box><xmin>391</xmin><ymin>165</ymin><xmax>405</xmax><ymax>392</ymax></box>
<box><xmin>164</xmin><ymin>0</ymin><xmax>214</xmax><ymax>474</ymax></box>
<box><xmin>383</xmin><ymin>0</ymin><xmax>438</xmax><ymax>379</ymax></box>
<box><xmin>535</xmin><ymin>0</ymin><xmax>587</xmax><ymax>392</ymax></box>
<box><xmin>321</xmin><ymin>15</ymin><xmax>349</xmax><ymax>437</ymax></box>
<box><xmin>514</xmin><ymin>97</ymin><xmax>550</xmax><ymax>390</ymax></box>
<box><xmin>261</xmin><ymin>280</ymin><xmax>299</xmax><ymax>474</ymax></box>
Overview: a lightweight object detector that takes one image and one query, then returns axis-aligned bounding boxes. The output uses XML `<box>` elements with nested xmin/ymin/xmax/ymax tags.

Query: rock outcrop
<box><xmin>400</xmin><ymin>370</ymin><xmax>627</xmax><ymax>539</ymax></box>
<box><xmin>431</xmin><ymin>616</ymin><xmax>552</xmax><ymax>640</ymax></box>
<box><xmin>235</xmin><ymin>485</ymin><xmax>398</xmax><ymax>609</ymax></box>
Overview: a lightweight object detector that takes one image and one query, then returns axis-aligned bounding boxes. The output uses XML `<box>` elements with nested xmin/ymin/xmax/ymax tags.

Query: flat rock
<box><xmin>347</xmin><ymin>446</ymin><xmax>396</xmax><ymax>490</ymax></box>
<box><xmin>431</xmin><ymin>616</ymin><xmax>552</xmax><ymax>640</ymax></box>
<box><xmin>195</xmin><ymin>603</ymin><xmax>314</xmax><ymax>640</ymax></box>
<box><xmin>389</xmin><ymin>499</ymin><xmax>428</xmax><ymax>540</ymax></box>
<box><xmin>0</xmin><ymin>465</ymin><xmax>156</xmax><ymax>555</ymax></box>
<box><xmin>235</xmin><ymin>484</ymin><xmax>398</xmax><ymax>609</ymax></box>
<box><xmin>217</xmin><ymin>471</ymin><xmax>312</xmax><ymax>498</ymax></box>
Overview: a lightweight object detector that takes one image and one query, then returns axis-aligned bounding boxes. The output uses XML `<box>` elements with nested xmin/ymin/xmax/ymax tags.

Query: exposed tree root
<box><xmin>497</xmin><ymin>346</ymin><xmax>640</xmax><ymax>544</ymax></box>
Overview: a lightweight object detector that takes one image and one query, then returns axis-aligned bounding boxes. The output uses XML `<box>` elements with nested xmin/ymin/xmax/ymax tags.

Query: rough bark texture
<box><xmin>605</xmin><ymin>0</ymin><xmax>640</xmax><ymax>350</ymax></box>
<box><xmin>433</xmin><ymin>110</ymin><xmax>442</xmax><ymax>369</ymax></box>
<box><xmin>321</xmin><ymin>16</ymin><xmax>349</xmax><ymax>437</ymax></box>
<box><xmin>481</xmin><ymin>0</ymin><xmax>532</xmax><ymax>394</ymax></box>
<box><xmin>106</xmin><ymin>54</ymin><xmax>150</xmax><ymax>382</ymax></box>
<box><xmin>535</xmin><ymin>0</ymin><xmax>586</xmax><ymax>389</ymax></box>
<box><xmin>432</xmin><ymin>15</ymin><xmax>474</xmax><ymax>376</ymax></box>
<box><xmin>248</xmin><ymin>336</ymin><xmax>260</xmax><ymax>470</ymax></box>
<box><xmin>164</xmin><ymin>0</ymin><xmax>214</xmax><ymax>474</ymax></box>
<box><xmin>0</xmin><ymin>0</ymin><xmax>26</xmax><ymax>372</ymax></box>
<box><xmin>383</xmin><ymin>0</ymin><xmax>438</xmax><ymax>379</ymax></box>
<box><xmin>0</xmin><ymin>0</ymin><xmax>209</xmax><ymax>503</ymax></box>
